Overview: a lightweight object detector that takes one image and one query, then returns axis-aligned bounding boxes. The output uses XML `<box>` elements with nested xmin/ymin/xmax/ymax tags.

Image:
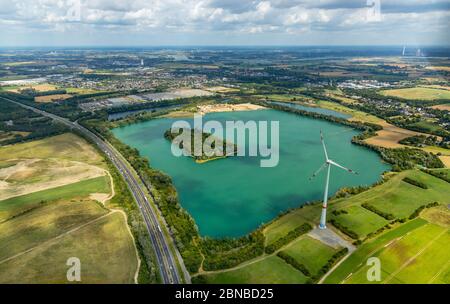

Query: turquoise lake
<box><xmin>113</xmin><ymin>109</ymin><xmax>390</xmax><ymax>238</ymax></box>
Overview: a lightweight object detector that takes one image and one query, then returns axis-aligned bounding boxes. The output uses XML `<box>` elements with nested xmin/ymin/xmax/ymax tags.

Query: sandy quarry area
<box><xmin>197</xmin><ymin>103</ymin><xmax>266</xmax><ymax>115</ymax></box>
<box><xmin>0</xmin><ymin>158</ymin><xmax>106</xmax><ymax>201</ymax></box>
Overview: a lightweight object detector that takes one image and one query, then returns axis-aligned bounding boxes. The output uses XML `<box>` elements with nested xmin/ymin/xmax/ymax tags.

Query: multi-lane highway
<box><xmin>3</xmin><ymin>97</ymin><xmax>188</xmax><ymax>284</ymax></box>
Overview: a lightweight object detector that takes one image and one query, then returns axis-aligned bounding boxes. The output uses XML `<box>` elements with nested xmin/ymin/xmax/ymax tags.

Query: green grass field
<box><xmin>330</xmin><ymin>205</ymin><xmax>389</xmax><ymax>239</ymax></box>
<box><xmin>409</xmin><ymin>120</ymin><xmax>445</xmax><ymax>133</ymax></box>
<box><xmin>328</xmin><ymin>170</ymin><xmax>450</xmax><ymax>234</ymax></box>
<box><xmin>360</xmin><ymin>170</ymin><xmax>450</xmax><ymax>219</ymax></box>
<box><xmin>380</xmin><ymin>87</ymin><xmax>450</xmax><ymax>101</ymax></box>
<box><xmin>281</xmin><ymin>236</ymin><xmax>340</xmax><ymax>276</ymax></box>
<box><xmin>199</xmin><ymin>256</ymin><xmax>310</xmax><ymax>284</ymax></box>
<box><xmin>0</xmin><ymin>160</ymin><xmax>18</xmax><ymax>169</ymax></box>
<box><xmin>0</xmin><ymin>176</ymin><xmax>110</xmax><ymax>221</ymax></box>
<box><xmin>263</xmin><ymin>204</ymin><xmax>317</xmax><ymax>246</ymax></box>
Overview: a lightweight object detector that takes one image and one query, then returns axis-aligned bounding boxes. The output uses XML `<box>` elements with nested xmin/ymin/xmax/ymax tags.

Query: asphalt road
<box><xmin>3</xmin><ymin>98</ymin><xmax>187</xmax><ymax>284</ymax></box>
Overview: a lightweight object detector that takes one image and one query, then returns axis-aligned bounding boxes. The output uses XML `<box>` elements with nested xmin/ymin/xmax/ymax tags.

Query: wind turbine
<box><xmin>310</xmin><ymin>131</ymin><xmax>358</xmax><ymax>229</ymax></box>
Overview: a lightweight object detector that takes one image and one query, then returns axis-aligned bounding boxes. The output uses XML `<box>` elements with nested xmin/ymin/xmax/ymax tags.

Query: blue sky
<box><xmin>0</xmin><ymin>0</ymin><xmax>449</xmax><ymax>46</ymax></box>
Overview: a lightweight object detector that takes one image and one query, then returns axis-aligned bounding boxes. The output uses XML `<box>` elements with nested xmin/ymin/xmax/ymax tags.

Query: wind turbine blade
<box><xmin>309</xmin><ymin>163</ymin><xmax>327</xmax><ymax>180</ymax></box>
<box><xmin>320</xmin><ymin>131</ymin><xmax>329</xmax><ymax>161</ymax></box>
<box><xmin>329</xmin><ymin>160</ymin><xmax>358</xmax><ymax>175</ymax></box>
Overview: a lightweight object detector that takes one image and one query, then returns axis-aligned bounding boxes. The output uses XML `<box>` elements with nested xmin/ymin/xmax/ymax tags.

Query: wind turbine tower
<box><xmin>402</xmin><ymin>46</ymin><xmax>406</xmax><ymax>56</ymax></box>
<box><xmin>310</xmin><ymin>132</ymin><xmax>358</xmax><ymax>229</ymax></box>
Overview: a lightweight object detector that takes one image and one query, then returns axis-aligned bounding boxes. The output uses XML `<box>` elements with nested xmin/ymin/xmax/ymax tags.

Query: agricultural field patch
<box><xmin>0</xmin><ymin>199</ymin><xmax>108</xmax><ymax>261</ymax></box>
<box><xmin>0</xmin><ymin>133</ymin><xmax>139</xmax><ymax>283</ymax></box>
<box><xmin>0</xmin><ymin>133</ymin><xmax>104</xmax><ymax>166</ymax></box>
<box><xmin>423</xmin><ymin>147</ymin><xmax>450</xmax><ymax>168</ymax></box>
<box><xmin>0</xmin><ymin>158</ymin><xmax>107</xmax><ymax>201</ymax></box>
<box><xmin>330</xmin><ymin>205</ymin><xmax>388</xmax><ymax>239</ymax></box>
<box><xmin>198</xmin><ymin>256</ymin><xmax>309</xmax><ymax>284</ymax></box>
<box><xmin>420</xmin><ymin>205</ymin><xmax>450</xmax><ymax>228</ymax></box>
<box><xmin>380</xmin><ymin>87</ymin><xmax>450</xmax><ymax>101</ymax></box>
<box><xmin>343</xmin><ymin>223</ymin><xmax>449</xmax><ymax>284</ymax></box>
<box><xmin>34</xmin><ymin>94</ymin><xmax>72</xmax><ymax>103</ymax></box>
<box><xmin>0</xmin><ymin>211</ymin><xmax>138</xmax><ymax>283</ymax></box>
<box><xmin>63</xmin><ymin>87</ymin><xmax>101</xmax><ymax>94</ymax></box>
<box><xmin>315</xmin><ymin>100</ymin><xmax>384</xmax><ymax>124</ymax></box>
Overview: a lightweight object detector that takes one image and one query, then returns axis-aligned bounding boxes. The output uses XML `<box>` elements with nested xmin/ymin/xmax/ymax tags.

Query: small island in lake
<box><xmin>164</xmin><ymin>128</ymin><xmax>238</xmax><ymax>163</ymax></box>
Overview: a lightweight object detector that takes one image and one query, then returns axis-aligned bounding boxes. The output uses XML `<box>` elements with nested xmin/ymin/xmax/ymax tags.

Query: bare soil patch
<box><xmin>197</xmin><ymin>103</ymin><xmax>266</xmax><ymax>115</ymax></box>
<box><xmin>35</xmin><ymin>94</ymin><xmax>72</xmax><ymax>103</ymax></box>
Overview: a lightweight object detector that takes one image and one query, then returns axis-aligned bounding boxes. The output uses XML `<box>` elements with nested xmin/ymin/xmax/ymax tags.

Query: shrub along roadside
<box><xmin>329</xmin><ymin>219</ymin><xmax>359</xmax><ymax>240</ymax></box>
<box><xmin>402</xmin><ymin>177</ymin><xmax>428</xmax><ymax>189</ymax></box>
<box><xmin>265</xmin><ymin>223</ymin><xmax>313</xmax><ymax>254</ymax></box>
